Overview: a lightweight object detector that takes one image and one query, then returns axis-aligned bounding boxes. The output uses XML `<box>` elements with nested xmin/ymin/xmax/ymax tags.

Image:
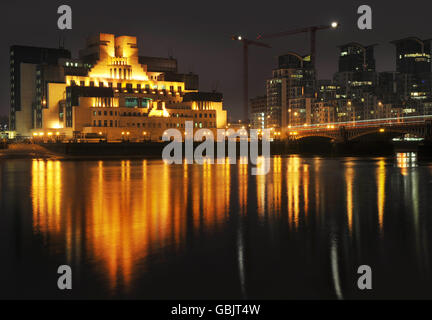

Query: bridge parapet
<box><xmin>286</xmin><ymin>116</ymin><xmax>432</xmax><ymax>142</ymax></box>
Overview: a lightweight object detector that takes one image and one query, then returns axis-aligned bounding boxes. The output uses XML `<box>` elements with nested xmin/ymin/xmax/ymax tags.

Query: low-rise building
<box><xmin>11</xmin><ymin>33</ymin><xmax>227</xmax><ymax>141</ymax></box>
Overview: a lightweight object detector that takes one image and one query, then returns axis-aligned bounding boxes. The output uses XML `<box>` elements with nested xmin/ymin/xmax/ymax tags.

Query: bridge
<box><xmin>286</xmin><ymin>115</ymin><xmax>432</xmax><ymax>143</ymax></box>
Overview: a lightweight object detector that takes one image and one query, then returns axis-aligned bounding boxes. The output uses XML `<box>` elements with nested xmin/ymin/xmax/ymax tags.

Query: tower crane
<box><xmin>231</xmin><ymin>35</ymin><xmax>271</xmax><ymax>123</ymax></box>
<box><xmin>257</xmin><ymin>22</ymin><xmax>339</xmax><ymax>75</ymax></box>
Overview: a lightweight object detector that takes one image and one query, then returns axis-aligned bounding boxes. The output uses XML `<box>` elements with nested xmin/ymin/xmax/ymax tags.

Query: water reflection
<box><xmin>287</xmin><ymin>156</ymin><xmax>301</xmax><ymax>228</ymax></box>
<box><xmin>30</xmin><ymin>159</ymin><xmax>235</xmax><ymax>294</ymax></box>
<box><xmin>397</xmin><ymin>153</ymin><xmax>430</xmax><ymax>280</ymax></box>
<box><xmin>19</xmin><ymin>155</ymin><xmax>432</xmax><ymax>298</ymax></box>
<box><xmin>377</xmin><ymin>158</ymin><xmax>386</xmax><ymax>231</ymax></box>
<box><xmin>345</xmin><ymin>160</ymin><xmax>354</xmax><ymax>235</ymax></box>
<box><xmin>32</xmin><ymin>160</ymin><xmax>62</xmax><ymax>237</ymax></box>
<box><xmin>396</xmin><ymin>152</ymin><xmax>418</xmax><ymax>176</ymax></box>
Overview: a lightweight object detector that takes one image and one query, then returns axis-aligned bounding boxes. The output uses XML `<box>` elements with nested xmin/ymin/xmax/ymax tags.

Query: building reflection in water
<box><xmin>396</xmin><ymin>152</ymin><xmax>417</xmax><ymax>176</ymax></box>
<box><xmin>256</xmin><ymin>165</ymin><xmax>266</xmax><ymax>218</ymax></box>
<box><xmin>238</xmin><ymin>157</ymin><xmax>248</xmax><ymax>215</ymax></box>
<box><xmin>396</xmin><ymin>152</ymin><xmax>430</xmax><ymax>279</ymax></box>
<box><xmin>287</xmin><ymin>156</ymin><xmax>301</xmax><ymax>228</ymax></box>
<box><xmin>32</xmin><ymin>160</ymin><xmax>62</xmax><ymax>237</ymax></box>
<box><xmin>313</xmin><ymin>157</ymin><xmax>322</xmax><ymax>221</ymax></box>
<box><xmin>31</xmin><ymin>159</ymin><xmax>233</xmax><ymax>294</ymax></box>
<box><xmin>344</xmin><ymin>160</ymin><xmax>355</xmax><ymax>235</ymax></box>
<box><xmin>28</xmin><ymin>155</ymin><xmax>432</xmax><ymax>298</ymax></box>
<box><xmin>376</xmin><ymin>158</ymin><xmax>386</xmax><ymax>231</ymax></box>
<box><xmin>256</xmin><ymin>155</ymin><xmax>311</xmax><ymax>229</ymax></box>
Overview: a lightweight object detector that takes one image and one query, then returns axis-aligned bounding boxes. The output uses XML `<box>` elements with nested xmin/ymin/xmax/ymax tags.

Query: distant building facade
<box><xmin>248</xmin><ymin>37</ymin><xmax>432</xmax><ymax>138</ymax></box>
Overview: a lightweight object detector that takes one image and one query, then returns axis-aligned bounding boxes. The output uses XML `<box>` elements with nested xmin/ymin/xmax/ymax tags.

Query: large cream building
<box><xmin>12</xmin><ymin>33</ymin><xmax>226</xmax><ymax>141</ymax></box>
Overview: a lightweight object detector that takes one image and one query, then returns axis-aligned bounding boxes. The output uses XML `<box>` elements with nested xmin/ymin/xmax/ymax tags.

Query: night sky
<box><xmin>1</xmin><ymin>0</ymin><xmax>432</xmax><ymax>120</ymax></box>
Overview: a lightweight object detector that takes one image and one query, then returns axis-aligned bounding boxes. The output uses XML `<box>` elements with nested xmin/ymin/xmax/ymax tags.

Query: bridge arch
<box><xmin>348</xmin><ymin>128</ymin><xmax>424</xmax><ymax>141</ymax></box>
<box><xmin>295</xmin><ymin>133</ymin><xmax>338</xmax><ymax>141</ymax></box>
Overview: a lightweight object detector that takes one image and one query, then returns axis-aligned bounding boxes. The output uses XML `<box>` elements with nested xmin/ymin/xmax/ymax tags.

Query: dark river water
<box><xmin>1</xmin><ymin>154</ymin><xmax>432</xmax><ymax>299</ymax></box>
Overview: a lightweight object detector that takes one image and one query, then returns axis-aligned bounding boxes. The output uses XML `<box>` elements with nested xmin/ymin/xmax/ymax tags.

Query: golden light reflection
<box><xmin>287</xmin><ymin>156</ymin><xmax>301</xmax><ymax>228</ymax></box>
<box><xmin>31</xmin><ymin>160</ymin><xmax>232</xmax><ymax>294</ymax></box>
<box><xmin>377</xmin><ymin>159</ymin><xmax>386</xmax><ymax>231</ymax></box>
<box><xmin>238</xmin><ymin>158</ymin><xmax>248</xmax><ymax>215</ymax></box>
<box><xmin>302</xmin><ymin>164</ymin><xmax>309</xmax><ymax>217</ymax></box>
<box><xmin>314</xmin><ymin>157</ymin><xmax>321</xmax><ymax>219</ymax></box>
<box><xmin>202</xmin><ymin>160</ymin><xmax>215</xmax><ymax>226</ymax></box>
<box><xmin>214</xmin><ymin>159</ymin><xmax>231</xmax><ymax>222</ymax></box>
<box><xmin>270</xmin><ymin>156</ymin><xmax>282</xmax><ymax>215</ymax></box>
<box><xmin>32</xmin><ymin>159</ymin><xmax>62</xmax><ymax>236</ymax></box>
<box><xmin>256</xmin><ymin>168</ymin><xmax>266</xmax><ymax>217</ymax></box>
<box><xmin>396</xmin><ymin>152</ymin><xmax>417</xmax><ymax>176</ymax></box>
<box><xmin>345</xmin><ymin>161</ymin><xmax>354</xmax><ymax>235</ymax></box>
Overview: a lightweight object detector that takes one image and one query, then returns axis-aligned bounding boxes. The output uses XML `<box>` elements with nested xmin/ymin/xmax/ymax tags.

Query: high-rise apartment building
<box><xmin>9</xmin><ymin>46</ymin><xmax>71</xmax><ymax>135</ymax></box>
<box><xmin>334</xmin><ymin>42</ymin><xmax>377</xmax><ymax>99</ymax></box>
<box><xmin>265</xmin><ymin>53</ymin><xmax>313</xmax><ymax>135</ymax></box>
<box><xmin>391</xmin><ymin>37</ymin><xmax>431</xmax><ymax>100</ymax></box>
